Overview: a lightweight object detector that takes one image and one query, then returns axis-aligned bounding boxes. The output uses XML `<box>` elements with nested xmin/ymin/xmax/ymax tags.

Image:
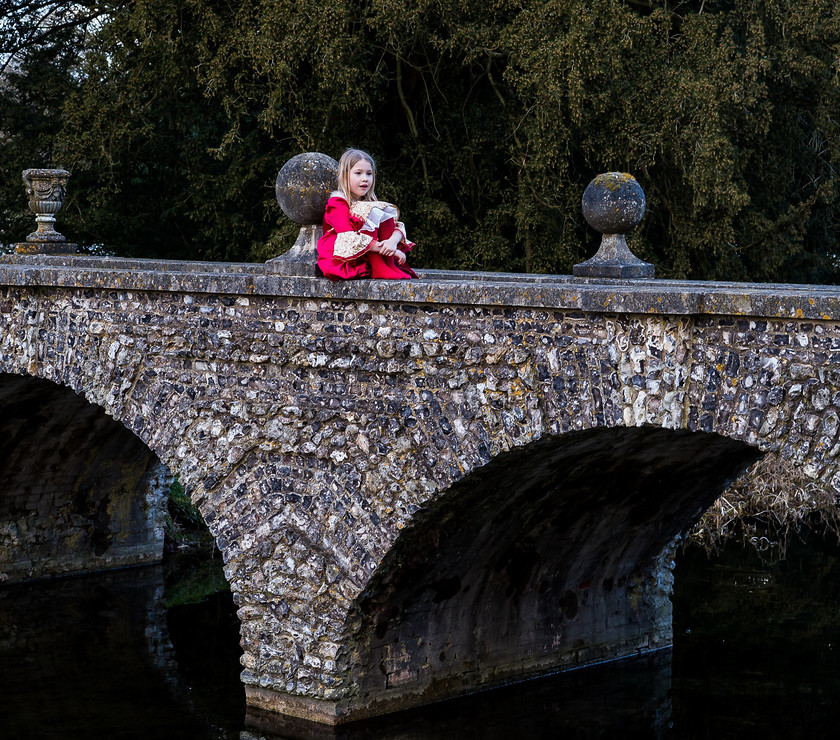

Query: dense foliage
<box><xmin>1</xmin><ymin>0</ymin><xmax>838</xmax><ymax>281</ymax></box>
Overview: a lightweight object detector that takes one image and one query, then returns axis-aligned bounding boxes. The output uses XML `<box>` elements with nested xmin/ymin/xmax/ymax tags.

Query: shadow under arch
<box><xmin>340</xmin><ymin>425</ymin><xmax>762</xmax><ymax>717</ymax></box>
<box><xmin>0</xmin><ymin>372</ymin><xmax>169</xmax><ymax>583</ymax></box>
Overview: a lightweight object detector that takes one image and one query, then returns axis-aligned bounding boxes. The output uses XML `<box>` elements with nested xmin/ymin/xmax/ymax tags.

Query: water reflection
<box><xmin>3</xmin><ymin>532</ymin><xmax>840</xmax><ymax>738</ymax></box>
<box><xmin>0</xmin><ymin>564</ymin><xmax>243</xmax><ymax>739</ymax></box>
<box><xmin>671</xmin><ymin>531</ymin><xmax>840</xmax><ymax>739</ymax></box>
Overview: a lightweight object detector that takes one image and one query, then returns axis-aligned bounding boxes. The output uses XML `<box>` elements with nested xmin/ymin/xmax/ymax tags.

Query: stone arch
<box><xmin>0</xmin><ymin>286</ymin><xmax>268</xmax><ymax>587</ymax></box>
<box><xmin>237</xmin><ymin>310</ymin><xmax>840</xmax><ymax>723</ymax></box>
<box><xmin>3</xmin><ymin>282</ymin><xmax>839</xmax><ymax>725</ymax></box>
<box><xmin>331</xmin><ymin>425</ymin><xmax>759</xmax><ymax>719</ymax></box>
<box><xmin>0</xmin><ymin>372</ymin><xmax>169</xmax><ymax>582</ymax></box>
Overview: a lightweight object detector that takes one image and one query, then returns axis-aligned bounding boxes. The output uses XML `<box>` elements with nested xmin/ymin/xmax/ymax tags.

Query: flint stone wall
<box><xmin>1</xmin><ymin>254</ymin><xmax>839</xmax><ymax>722</ymax></box>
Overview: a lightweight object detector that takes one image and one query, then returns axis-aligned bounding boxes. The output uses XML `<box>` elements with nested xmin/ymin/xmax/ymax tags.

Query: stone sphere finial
<box><xmin>275</xmin><ymin>152</ymin><xmax>338</xmax><ymax>226</ymax></box>
<box><xmin>268</xmin><ymin>152</ymin><xmax>338</xmax><ymax>267</ymax></box>
<box><xmin>14</xmin><ymin>168</ymin><xmax>78</xmax><ymax>254</ymax></box>
<box><xmin>574</xmin><ymin>172</ymin><xmax>653</xmax><ymax>279</ymax></box>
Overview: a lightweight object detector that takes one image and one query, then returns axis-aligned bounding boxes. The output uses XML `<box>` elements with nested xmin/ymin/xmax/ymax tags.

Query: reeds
<box><xmin>688</xmin><ymin>454</ymin><xmax>840</xmax><ymax>552</ymax></box>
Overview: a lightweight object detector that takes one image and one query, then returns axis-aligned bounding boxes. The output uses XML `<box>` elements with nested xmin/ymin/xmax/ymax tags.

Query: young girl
<box><xmin>317</xmin><ymin>149</ymin><xmax>417</xmax><ymax>280</ymax></box>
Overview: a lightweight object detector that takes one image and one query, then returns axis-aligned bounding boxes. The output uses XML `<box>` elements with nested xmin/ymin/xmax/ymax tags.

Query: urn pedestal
<box><xmin>14</xmin><ymin>169</ymin><xmax>78</xmax><ymax>254</ymax></box>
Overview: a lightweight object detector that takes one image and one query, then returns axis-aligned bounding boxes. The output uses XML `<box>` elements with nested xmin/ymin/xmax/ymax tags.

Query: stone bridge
<box><xmin>1</xmin><ymin>253</ymin><xmax>839</xmax><ymax>725</ymax></box>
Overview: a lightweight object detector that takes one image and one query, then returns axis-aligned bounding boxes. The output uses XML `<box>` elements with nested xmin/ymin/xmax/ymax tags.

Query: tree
<box><xmin>0</xmin><ymin>1</ymin><xmax>106</xmax><ymax>249</ymax></box>
<box><xmin>0</xmin><ymin>1</ymin><xmax>111</xmax><ymax>76</ymax></box>
<box><xmin>489</xmin><ymin>0</ymin><xmax>840</xmax><ymax>281</ymax></box>
<box><xmin>2</xmin><ymin>0</ymin><xmax>838</xmax><ymax>282</ymax></box>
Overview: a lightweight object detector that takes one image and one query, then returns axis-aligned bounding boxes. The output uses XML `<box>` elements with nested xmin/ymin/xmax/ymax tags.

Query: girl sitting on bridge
<box><xmin>317</xmin><ymin>149</ymin><xmax>417</xmax><ymax>280</ymax></box>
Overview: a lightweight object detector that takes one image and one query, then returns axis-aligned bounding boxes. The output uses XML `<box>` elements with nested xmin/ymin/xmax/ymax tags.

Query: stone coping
<box><xmin>0</xmin><ymin>253</ymin><xmax>838</xmax><ymax>321</ymax></box>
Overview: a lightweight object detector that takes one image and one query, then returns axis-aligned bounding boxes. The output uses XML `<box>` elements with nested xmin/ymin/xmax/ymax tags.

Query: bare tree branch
<box><xmin>0</xmin><ymin>1</ymin><xmax>117</xmax><ymax>75</ymax></box>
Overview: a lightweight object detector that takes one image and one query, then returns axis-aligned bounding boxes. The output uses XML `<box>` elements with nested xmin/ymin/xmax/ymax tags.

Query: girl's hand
<box><xmin>371</xmin><ymin>234</ymin><xmax>402</xmax><ymax>257</ymax></box>
<box><xmin>394</xmin><ymin>249</ymin><xmax>407</xmax><ymax>265</ymax></box>
<box><xmin>384</xmin><ymin>232</ymin><xmax>403</xmax><ymax>256</ymax></box>
<box><xmin>379</xmin><ymin>239</ymin><xmax>399</xmax><ymax>257</ymax></box>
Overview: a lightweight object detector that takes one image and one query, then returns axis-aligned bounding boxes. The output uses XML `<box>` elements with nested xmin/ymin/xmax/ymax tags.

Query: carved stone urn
<box><xmin>15</xmin><ymin>168</ymin><xmax>78</xmax><ymax>254</ymax></box>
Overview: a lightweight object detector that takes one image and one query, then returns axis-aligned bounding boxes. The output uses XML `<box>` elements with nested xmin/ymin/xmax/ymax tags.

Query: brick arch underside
<box><xmin>337</xmin><ymin>426</ymin><xmax>760</xmax><ymax>719</ymax></box>
<box><xmin>0</xmin><ymin>373</ymin><xmax>168</xmax><ymax>583</ymax></box>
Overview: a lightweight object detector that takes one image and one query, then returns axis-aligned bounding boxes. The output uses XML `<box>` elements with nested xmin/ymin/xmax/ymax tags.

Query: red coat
<box><xmin>317</xmin><ymin>195</ymin><xmax>416</xmax><ymax>280</ymax></box>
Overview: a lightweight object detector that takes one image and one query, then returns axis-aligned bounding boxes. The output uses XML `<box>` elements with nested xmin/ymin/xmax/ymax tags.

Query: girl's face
<box><xmin>348</xmin><ymin>160</ymin><xmax>374</xmax><ymax>200</ymax></box>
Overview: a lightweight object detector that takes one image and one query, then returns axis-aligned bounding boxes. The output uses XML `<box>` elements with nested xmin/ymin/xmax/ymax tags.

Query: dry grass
<box><xmin>688</xmin><ymin>453</ymin><xmax>840</xmax><ymax>553</ymax></box>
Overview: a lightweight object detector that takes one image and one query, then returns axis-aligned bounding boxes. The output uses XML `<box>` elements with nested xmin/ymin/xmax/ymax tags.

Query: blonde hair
<box><xmin>336</xmin><ymin>148</ymin><xmax>377</xmax><ymax>203</ymax></box>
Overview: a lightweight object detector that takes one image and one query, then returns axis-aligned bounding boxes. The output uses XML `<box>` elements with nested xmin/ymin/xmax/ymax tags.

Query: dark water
<box><xmin>2</xmin><ymin>531</ymin><xmax>840</xmax><ymax>739</ymax></box>
<box><xmin>670</xmin><ymin>531</ymin><xmax>840</xmax><ymax>739</ymax></box>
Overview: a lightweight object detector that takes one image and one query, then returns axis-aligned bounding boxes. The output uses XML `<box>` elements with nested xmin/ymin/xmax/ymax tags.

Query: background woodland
<box><xmin>2</xmin><ymin>0</ymin><xmax>838</xmax><ymax>282</ymax></box>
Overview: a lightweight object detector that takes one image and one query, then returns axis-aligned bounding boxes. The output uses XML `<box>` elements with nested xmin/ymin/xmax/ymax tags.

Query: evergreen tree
<box><xmin>0</xmin><ymin>2</ymin><xmax>91</xmax><ymax>249</ymax></box>
<box><xmin>1</xmin><ymin>0</ymin><xmax>838</xmax><ymax>281</ymax></box>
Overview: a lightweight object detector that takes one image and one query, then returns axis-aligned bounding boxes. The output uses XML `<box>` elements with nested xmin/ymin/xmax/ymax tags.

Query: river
<box><xmin>2</xmin><ymin>529</ymin><xmax>840</xmax><ymax>739</ymax></box>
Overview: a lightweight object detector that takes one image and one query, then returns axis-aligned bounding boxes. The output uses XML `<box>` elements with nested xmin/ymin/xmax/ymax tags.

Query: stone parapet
<box><xmin>0</xmin><ymin>254</ymin><xmax>838</xmax><ymax>321</ymax></box>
